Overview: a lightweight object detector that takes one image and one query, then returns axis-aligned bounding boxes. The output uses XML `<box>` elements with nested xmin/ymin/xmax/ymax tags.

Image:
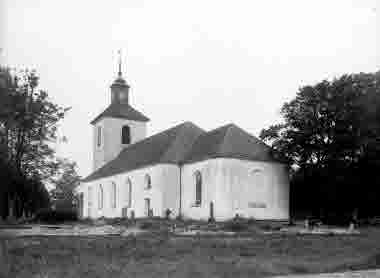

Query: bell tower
<box><xmin>91</xmin><ymin>51</ymin><xmax>150</xmax><ymax>171</ymax></box>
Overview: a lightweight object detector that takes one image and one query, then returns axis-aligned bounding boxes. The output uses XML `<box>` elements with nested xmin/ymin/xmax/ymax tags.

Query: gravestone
<box><xmin>122</xmin><ymin>207</ymin><xmax>128</xmax><ymax>218</ymax></box>
<box><xmin>208</xmin><ymin>202</ymin><xmax>215</xmax><ymax>223</ymax></box>
<box><xmin>148</xmin><ymin>209</ymin><xmax>153</xmax><ymax>218</ymax></box>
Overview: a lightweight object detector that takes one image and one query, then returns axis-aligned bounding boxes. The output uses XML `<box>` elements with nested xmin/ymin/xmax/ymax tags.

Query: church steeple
<box><xmin>117</xmin><ymin>49</ymin><xmax>123</xmax><ymax>78</ymax></box>
<box><xmin>111</xmin><ymin>50</ymin><xmax>130</xmax><ymax>105</ymax></box>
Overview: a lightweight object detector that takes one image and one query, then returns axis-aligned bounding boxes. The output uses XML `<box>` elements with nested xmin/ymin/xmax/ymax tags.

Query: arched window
<box><xmin>145</xmin><ymin>174</ymin><xmax>151</xmax><ymax>190</ymax></box>
<box><xmin>98</xmin><ymin>185</ymin><xmax>104</xmax><ymax>209</ymax></box>
<box><xmin>248</xmin><ymin>169</ymin><xmax>267</xmax><ymax>208</ymax></box>
<box><xmin>111</xmin><ymin>182</ymin><xmax>117</xmax><ymax>208</ymax></box>
<box><xmin>97</xmin><ymin>126</ymin><xmax>102</xmax><ymax>147</ymax></box>
<box><xmin>125</xmin><ymin>178</ymin><xmax>132</xmax><ymax>207</ymax></box>
<box><xmin>194</xmin><ymin>171</ymin><xmax>202</xmax><ymax>206</ymax></box>
<box><xmin>250</xmin><ymin>169</ymin><xmax>264</xmax><ymax>186</ymax></box>
<box><xmin>121</xmin><ymin>125</ymin><xmax>131</xmax><ymax>144</ymax></box>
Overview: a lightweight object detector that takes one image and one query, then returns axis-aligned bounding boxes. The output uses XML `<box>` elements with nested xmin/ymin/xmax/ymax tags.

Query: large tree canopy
<box><xmin>260</xmin><ymin>72</ymin><xmax>380</xmax><ymax>218</ymax></box>
<box><xmin>0</xmin><ymin>67</ymin><xmax>70</xmax><ymax>219</ymax></box>
<box><xmin>0</xmin><ymin>68</ymin><xmax>70</xmax><ymax>180</ymax></box>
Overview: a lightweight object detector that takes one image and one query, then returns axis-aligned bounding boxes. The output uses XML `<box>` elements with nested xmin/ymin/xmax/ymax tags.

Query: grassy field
<box><xmin>1</xmin><ymin>226</ymin><xmax>380</xmax><ymax>278</ymax></box>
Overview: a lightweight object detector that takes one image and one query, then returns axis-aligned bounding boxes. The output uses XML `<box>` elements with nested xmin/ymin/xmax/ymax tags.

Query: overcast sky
<box><xmin>1</xmin><ymin>0</ymin><xmax>379</xmax><ymax>177</ymax></box>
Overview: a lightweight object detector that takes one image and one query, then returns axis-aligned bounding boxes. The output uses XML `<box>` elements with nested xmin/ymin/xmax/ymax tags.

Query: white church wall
<box><xmin>181</xmin><ymin>158</ymin><xmax>289</xmax><ymax>221</ymax></box>
<box><xmin>93</xmin><ymin>118</ymin><xmax>147</xmax><ymax>171</ymax></box>
<box><xmin>78</xmin><ymin>164</ymin><xmax>180</xmax><ymax>219</ymax></box>
<box><xmin>181</xmin><ymin>159</ymin><xmax>222</xmax><ymax>220</ymax></box>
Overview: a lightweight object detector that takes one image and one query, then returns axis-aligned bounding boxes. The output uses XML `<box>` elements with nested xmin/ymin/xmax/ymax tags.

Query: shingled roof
<box><xmin>183</xmin><ymin>123</ymin><xmax>280</xmax><ymax>163</ymax></box>
<box><xmin>82</xmin><ymin>122</ymin><xmax>284</xmax><ymax>183</ymax></box>
<box><xmin>90</xmin><ymin>103</ymin><xmax>150</xmax><ymax>125</ymax></box>
<box><xmin>82</xmin><ymin>122</ymin><xmax>204</xmax><ymax>182</ymax></box>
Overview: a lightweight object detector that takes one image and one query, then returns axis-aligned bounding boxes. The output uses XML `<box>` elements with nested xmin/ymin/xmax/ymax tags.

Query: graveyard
<box><xmin>1</xmin><ymin>218</ymin><xmax>380</xmax><ymax>278</ymax></box>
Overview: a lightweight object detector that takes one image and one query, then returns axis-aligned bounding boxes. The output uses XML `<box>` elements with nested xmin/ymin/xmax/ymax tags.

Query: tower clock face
<box><xmin>119</xmin><ymin>92</ymin><xmax>126</xmax><ymax>100</ymax></box>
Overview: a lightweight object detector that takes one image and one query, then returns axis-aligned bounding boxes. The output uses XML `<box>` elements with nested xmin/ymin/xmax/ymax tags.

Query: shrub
<box><xmin>34</xmin><ymin>208</ymin><xmax>78</xmax><ymax>223</ymax></box>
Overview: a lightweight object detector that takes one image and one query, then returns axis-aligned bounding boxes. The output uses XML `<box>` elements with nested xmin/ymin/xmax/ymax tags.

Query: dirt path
<box><xmin>272</xmin><ymin>269</ymin><xmax>380</xmax><ymax>278</ymax></box>
<box><xmin>0</xmin><ymin>224</ymin><xmax>146</xmax><ymax>236</ymax></box>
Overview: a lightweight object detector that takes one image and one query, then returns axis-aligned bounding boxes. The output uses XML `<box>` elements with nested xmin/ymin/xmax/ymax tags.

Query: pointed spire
<box><xmin>111</xmin><ymin>49</ymin><xmax>130</xmax><ymax>105</ymax></box>
<box><xmin>117</xmin><ymin>49</ymin><xmax>122</xmax><ymax>77</ymax></box>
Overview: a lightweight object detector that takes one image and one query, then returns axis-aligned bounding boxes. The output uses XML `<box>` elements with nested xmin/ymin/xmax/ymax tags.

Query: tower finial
<box><xmin>117</xmin><ymin>49</ymin><xmax>122</xmax><ymax>77</ymax></box>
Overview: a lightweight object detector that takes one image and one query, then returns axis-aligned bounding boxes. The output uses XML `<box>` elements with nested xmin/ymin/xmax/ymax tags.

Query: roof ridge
<box><xmin>159</xmin><ymin>122</ymin><xmax>190</xmax><ymax>162</ymax></box>
<box><xmin>160</xmin><ymin>121</ymin><xmax>204</xmax><ymax>163</ymax></box>
<box><xmin>215</xmin><ymin>124</ymin><xmax>234</xmax><ymax>155</ymax></box>
<box><xmin>122</xmin><ymin>121</ymin><xmax>192</xmax><ymax>152</ymax></box>
<box><xmin>221</xmin><ymin>123</ymin><xmax>272</xmax><ymax>151</ymax></box>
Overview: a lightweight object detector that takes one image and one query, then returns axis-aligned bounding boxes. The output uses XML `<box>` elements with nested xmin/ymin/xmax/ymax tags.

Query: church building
<box><xmin>76</xmin><ymin>61</ymin><xmax>289</xmax><ymax>221</ymax></box>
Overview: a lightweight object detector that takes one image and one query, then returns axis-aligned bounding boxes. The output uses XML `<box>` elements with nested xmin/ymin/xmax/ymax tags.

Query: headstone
<box><xmin>304</xmin><ymin>219</ymin><xmax>309</xmax><ymax>230</ymax></box>
<box><xmin>7</xmin><ymin>198</ymin><xmax>15</xmax><ymax>223</ymax></box>
<box><xmin>349</xmin><ymin>222</ymin><xmax>355</xmax><ymax>232</ymax></box>
<box><xmin>122</xmin><ymin>207</ymin><xmax>128</xmax><ymax>218</ymax></box>
<box><xmin>208</xmin><ymin>202</ymin><xmax>215</xmax><ymax>223</ymax></box>
<box><xmin>234</xmin><ymin>213</ymin><xmax>240</xmax><ymax>221</ymax></box>
<box><xmin>165</xmin><ymin>209</ymin><xmax>172</xmax><ymax>220</ymax></box>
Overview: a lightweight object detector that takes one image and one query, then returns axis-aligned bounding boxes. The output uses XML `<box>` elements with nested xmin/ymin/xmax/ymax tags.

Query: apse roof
<box><xmin>183</xmin><ymin>123</ymin><xmax>280</xmax><ymax>163</ymax></box>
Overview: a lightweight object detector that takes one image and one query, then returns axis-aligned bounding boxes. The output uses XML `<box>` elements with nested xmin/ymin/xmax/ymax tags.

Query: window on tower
<box><xmin>122</xmin><ymin>125</ymin><xmax>131</xmax><ymax>144</ymax></box>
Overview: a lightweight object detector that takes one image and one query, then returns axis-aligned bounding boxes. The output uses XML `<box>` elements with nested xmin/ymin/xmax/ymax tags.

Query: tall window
<box><xmin>194</xmin><ymin>171</ymin><xmax>202</xmax><ymax>206</ymax></box>
<box><xmin>125</xmin><ymin>178</ymin><xmax>132</xmax><ymax>207</ymax></box>
<box><xmin>98</xmin><ymin>185</ymin><xmax>103</xmax><ymax>209</ymax></box>
<box><xmin>97</xmin><ymin>126</ymin><xmax>102</xmax><ymax>147</ymax></box>
<box><xmin>111</xmin><ymin>182</ymin><xmax>117</xmax><ymax>208</ymax></box>
<box><xmin>145</xmin><ymin>174</ymin><xmax>151</xmax><ymax>190</ymax></box>
<box><xmin>121</xmin><ymin>125</ymin><xmax>131</xmax><ymax>144</ymax></box>
<box><xmin>247</xmin><ymin>169</ymin><xmax>267</xmax><ymax>208</ymax></box>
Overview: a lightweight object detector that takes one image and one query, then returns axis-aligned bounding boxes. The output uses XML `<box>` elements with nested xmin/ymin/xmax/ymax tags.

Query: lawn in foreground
<box><xmin>1</xmin><ymin>228</ymin><xmax>380</xmax><ymax>278</ymax></box>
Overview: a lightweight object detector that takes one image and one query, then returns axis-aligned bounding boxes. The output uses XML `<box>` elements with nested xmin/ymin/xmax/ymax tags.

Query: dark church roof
<box><xmin>82</xmin><ymin>122</ymin><xmax>204</xmax><ymax>182</ymax></box>
<box><xmin>183</xmin><ymin>123</ymin><xmax>279</xmax><ymax>163</ymax></box>
<box><xmin>90</xmin><ymin>103</ymin><xmax>150</xmax><ymax>125</ymax></box>
<box><xmin>82</xmin><ymin>122</ymin><xmax>284</xmax><ymax>183</ymax></box>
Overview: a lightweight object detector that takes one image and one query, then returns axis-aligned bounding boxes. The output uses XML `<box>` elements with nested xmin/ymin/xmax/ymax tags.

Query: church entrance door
<box><xmin>144</xmin><ymin>198</ymin><xmax>150</xmax><ymax>217</ymax></box>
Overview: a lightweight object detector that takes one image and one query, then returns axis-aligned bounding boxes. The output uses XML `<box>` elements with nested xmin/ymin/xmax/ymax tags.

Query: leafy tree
<box><xmin>0</xmin><ymin>68</ymin><xmax>69</xmax><ymax>179</ymax></box>
<box><xmin>260</xmin><ymin>72</ymin><xmax>380</xmax><ymax>219</ymax></box>
<box><xmin>0</xmin><ymin>66</ymin><xmax>68</xmax><ymax>219</ymax></box>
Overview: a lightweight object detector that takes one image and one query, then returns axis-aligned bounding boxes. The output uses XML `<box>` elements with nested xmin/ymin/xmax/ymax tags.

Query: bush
<box><xmin>321</xmin><ymin>212</ymin><xmax>353</xmax><ymax>226</ymax></box>
<box><xmin>34</xmin><ymin>208</ymin><xmax>78</xmax><ymax>223</ymax></box>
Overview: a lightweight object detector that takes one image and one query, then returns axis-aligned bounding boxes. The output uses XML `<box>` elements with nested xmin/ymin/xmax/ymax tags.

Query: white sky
<box><xmin>1</xmin><ymin>0</ymin><xmax>379</xmax><ymax>177</ymax></box>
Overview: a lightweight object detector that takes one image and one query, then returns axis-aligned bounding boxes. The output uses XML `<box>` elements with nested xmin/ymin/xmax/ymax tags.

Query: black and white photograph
<box><xmin>0</xmin><ymin>0</ymin><xmax>379</xmax><ymax>277</ymax></box>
